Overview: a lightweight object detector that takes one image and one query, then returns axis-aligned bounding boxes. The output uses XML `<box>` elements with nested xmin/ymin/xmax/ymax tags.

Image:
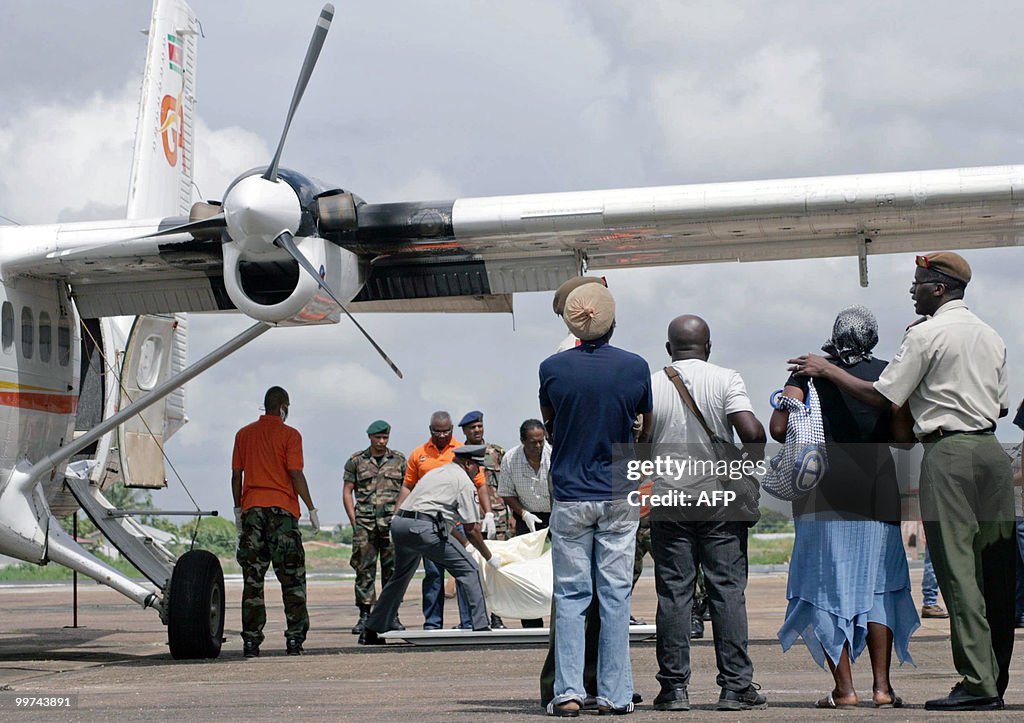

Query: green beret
<box><xmin>366</xmin><ymin>420</ymin><xmax>391</xmax><ymax>435</ymax></box>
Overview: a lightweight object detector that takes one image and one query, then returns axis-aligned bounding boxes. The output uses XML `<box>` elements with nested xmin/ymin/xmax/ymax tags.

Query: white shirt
<box><xmin>874</xmin><ymin>300</ymin><xmax>1009</xmax><ymax>438</ymax></box>
<box><xmin>648</xmin><ymin>359</ymin><xmax>754</xmax><ymax>490</ymax></box>
<box><xmin>497</xmin><ymin>442</ymin><xmax>552</xmax><ymax>513</ymax></box>
<box><xmin>649</xmin><ymin>359</ymin><xmax>754</xmax><ymax>445</ymax></box>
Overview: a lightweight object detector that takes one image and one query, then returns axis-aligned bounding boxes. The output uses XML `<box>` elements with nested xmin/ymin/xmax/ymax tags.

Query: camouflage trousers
<box><xmin>236</xmin><ymin>506</ymin><xmax>309</xmax><ymax>645</ymax></box>
<box><xmin>634</xmin><ymin>520</ymin><xmax>707</xmax><ymax>608</ymax></box>
<box><xmin>350</xmin><ymin>520</ymin><xmax>395</xmax><ymax>608</ymax></box>
<box><xmin>487</xmin><ymin>486</ymin><xmax>513</xmax><ymax>541</ymax></box>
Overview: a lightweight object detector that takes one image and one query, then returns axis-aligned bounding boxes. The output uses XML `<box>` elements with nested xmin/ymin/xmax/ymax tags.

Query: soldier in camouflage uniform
<box><xmin>458</xmin><ymin>410</ymin><xmax>508</xmax><ymax>628</ymax></box>
<box><xmin>231</xmin><ymin>386</ymin><xmax>319</xmax><ymax>658</ymax></box>
<box><xmin>343</xmin><ymin>420</ymin><xmax>407</xmax><ymax>634</ymax></box>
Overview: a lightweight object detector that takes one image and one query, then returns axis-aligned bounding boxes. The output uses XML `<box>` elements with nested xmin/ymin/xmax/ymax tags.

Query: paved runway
<box><xmin>1</xmin><ymin>569</ymin><xmax>1022</xmax><ymax>721</ymax></box>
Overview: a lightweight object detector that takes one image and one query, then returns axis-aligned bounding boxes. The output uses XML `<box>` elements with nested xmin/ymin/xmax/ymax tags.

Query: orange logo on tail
<box><xmin>159</xmin><ymin>94</ymin><xmax>182</xmax><ymax>167</ymax></box>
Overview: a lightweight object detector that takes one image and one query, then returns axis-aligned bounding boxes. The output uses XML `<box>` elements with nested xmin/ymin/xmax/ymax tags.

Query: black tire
<box><xmin>167</xmin><ymin>549</ymin><xmax>225</xmax><ymax>659</ymax></box>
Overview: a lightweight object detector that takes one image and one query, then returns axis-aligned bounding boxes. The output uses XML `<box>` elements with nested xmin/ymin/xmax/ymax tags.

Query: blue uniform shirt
<box><xmin>539</xmin><ymin>341</ymin><xmax>652</xmax><ymax>501</ymax></box>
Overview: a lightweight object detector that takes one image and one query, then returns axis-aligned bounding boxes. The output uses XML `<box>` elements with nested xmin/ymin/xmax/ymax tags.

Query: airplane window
<box><xmin>39</xmin><ymin>311</ymin><xmax>52</xmax><ymax>363</ymax></box>
<box><xmin>58</xmin><ymin>318</ymin><xmax>71</xmax><ymax>367</ymax></box>
<box><xmin>1</xmin><ymin>302</ymin><xmax>12</xmax><ymax>353</ymax></box>
<box><xmin>21</xmin><ymin>307</ymin><xmax>34</xmax><ymax>359</ymax></box>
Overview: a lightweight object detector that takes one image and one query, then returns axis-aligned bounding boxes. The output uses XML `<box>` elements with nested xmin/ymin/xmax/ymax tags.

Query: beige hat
<box><xmin>552</xmin><ymin>276</ymin><xmax>604</xmax><ymax>316</ymax></box>
<box><xmin>563</xmin><ymin>284</ymin><xmax>615</xmax><ymax>341</ymax></box>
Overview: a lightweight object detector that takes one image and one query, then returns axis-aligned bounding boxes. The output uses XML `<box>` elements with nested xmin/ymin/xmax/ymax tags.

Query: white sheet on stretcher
<box><xmin>469</xmin><ymin>528</ymin><xmax>551</xmax><ymax>620</ymax></box>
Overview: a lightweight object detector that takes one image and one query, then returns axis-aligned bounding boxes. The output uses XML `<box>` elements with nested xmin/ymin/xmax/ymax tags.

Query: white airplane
<box><xmin>0</xmin><ymin>0</ymin><xmax>1021</xmax><ymax>659</ymax></box>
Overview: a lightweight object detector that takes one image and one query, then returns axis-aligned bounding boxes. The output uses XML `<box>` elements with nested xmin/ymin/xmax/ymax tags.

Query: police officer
<box><xmin>459</xmin><ymin>410</ymin><xmax>508</xmax><ymax>629</ymax></box>
<box><xmin>459</xmin><ymin>410</ymin><xmax>507</xmax><ymax>540</ymax></box>
<box><xmin>359</xmin><ymin>445</ymin><xmax>504</xmax><ymax>644</ymax></box>
<box><xmin>343</xmin><ymin>420</ymin><xmax>407</xmax><ymax>635</ymax></box>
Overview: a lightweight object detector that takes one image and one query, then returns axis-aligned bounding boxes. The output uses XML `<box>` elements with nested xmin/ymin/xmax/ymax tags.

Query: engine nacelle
<box><xmin>222</xmin><ymin>236</ymin><xmax>363</xmax><ymax>325</ymax></box>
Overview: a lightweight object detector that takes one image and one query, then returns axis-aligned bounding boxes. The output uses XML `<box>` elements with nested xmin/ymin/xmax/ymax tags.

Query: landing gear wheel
<box><xmin>167</xmin><ymin>549</ymin><xmax>225</xmax><ymax>659</ymax></box>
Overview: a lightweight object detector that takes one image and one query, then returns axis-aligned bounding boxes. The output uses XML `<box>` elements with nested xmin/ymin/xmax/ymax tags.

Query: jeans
<box><xmin>650</xmin><ymin>520</ymin><xmax>753</xmax><ymax>692</ymax></box>
<box><xmin>422</xmin><ymin>558</ymin><xmax>472</xmax><ymax>629</ymax></box>
<box><xmin>922</xmin><ymin>547</ymin><xmax>939</xmax><ymax>607</ymax></box>
<box><xmin>550</xmin><ymin>499</ymin><xmax>638</xmax><ymax>709</ymax></box>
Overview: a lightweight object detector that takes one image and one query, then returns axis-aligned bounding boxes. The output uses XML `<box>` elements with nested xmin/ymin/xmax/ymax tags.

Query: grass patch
<box><xmin>748</xmin><ymin>535</ymin><xmax>793</xmax><ymax>565</ymax></box>
<box><xmin>0</xmin><ymin>554</ymin><xmax>145</xmax><ymax>582</ymax></box>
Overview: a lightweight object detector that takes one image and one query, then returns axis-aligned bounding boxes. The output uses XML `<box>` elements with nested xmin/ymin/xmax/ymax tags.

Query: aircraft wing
<box><xmin>2</xmin><ymin>164</ymin><xmax>1022</xmax><ymax>318</ymax></box>
<box><xmin>347</xmin><ymin>164</ymin><xmax>1024</xmax><ymax>305</ymax></box>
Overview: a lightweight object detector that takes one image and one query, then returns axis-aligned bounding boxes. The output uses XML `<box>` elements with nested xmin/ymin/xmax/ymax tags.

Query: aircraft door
<box><xmin>116</xmin><ymin>314</ymin><xmax>188</xmax><ymax>489</ymax></box>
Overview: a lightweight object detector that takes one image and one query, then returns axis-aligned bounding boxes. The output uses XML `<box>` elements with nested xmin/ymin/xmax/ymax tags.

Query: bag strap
<box><xmin>663</xmin><ymin>366</ymin><xmax>717</xmax><ymax>443</ymax></box>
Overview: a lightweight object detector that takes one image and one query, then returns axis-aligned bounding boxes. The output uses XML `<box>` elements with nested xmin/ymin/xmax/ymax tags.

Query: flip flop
<box><xmin>874</xmin><ymin>688</ymin><xmax>904</xmax><ymax>709</ymax></box>
<box><xmin>546</xmin><ymin>700</ymin><xmax>581</xmax><ymax>718</ymax></box>
<box><xmin>816</xmin><ymin>693</ymin><xmax>857</xmax><ymax>709</ymax></box>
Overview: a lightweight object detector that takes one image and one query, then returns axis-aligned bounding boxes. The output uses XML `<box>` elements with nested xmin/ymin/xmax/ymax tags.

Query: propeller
<box><xmin>264</xmin><ymin>3</ymin><xmax>335</xmax><ymax>183</ymax></box>
<box><xmin>273</xmin><ymin>231</ymin><xmax>403</xmax><ymax>378</ymax></box>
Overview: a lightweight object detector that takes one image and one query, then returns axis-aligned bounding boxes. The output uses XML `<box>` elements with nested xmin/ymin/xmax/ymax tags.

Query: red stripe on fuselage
<box><xmin>0</xmin><ymin>391</ymin><xmax>78</xmax><ymax>414</ymax></box>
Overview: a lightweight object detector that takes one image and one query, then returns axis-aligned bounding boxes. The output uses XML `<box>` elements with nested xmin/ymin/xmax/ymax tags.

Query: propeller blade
<box><xmin>273</xmin><ymin>231</ymin><xmax>403</xmax><ymax>379</ymax></box>
<box><xmin>263</xmin><ymin>4</ymin><xmax>335</xmax><ymax>183</ymax></box>
<box><xmin>144</xmin><ymin>212</ymin><xmax>226</xmax><ymax>238</ymax></box>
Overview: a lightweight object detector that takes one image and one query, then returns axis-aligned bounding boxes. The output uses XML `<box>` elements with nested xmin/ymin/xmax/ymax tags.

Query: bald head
<box><xmin>666</xmin><ymin>315</ymin><xmax>711</xmax><ymax>361</ymax></box>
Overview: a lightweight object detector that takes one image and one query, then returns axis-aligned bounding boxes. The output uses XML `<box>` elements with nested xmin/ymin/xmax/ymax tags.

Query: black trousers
<box><xmin>650</xmin><ymin>520</ymin><xmax>753</xmax><ymax>692</ymax></box>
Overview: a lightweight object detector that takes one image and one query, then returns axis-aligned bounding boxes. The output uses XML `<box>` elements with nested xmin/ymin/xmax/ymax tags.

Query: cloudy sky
<box><xmin>2</xmin><ymin>0</ymin><xmax>1022</xmax><ymax>524</ymax></box>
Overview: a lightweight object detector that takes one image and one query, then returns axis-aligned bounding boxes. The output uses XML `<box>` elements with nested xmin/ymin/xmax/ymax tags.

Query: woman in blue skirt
<box><xmin>771</xmin><ymin>305</ymin><xmax>918</xmax><ymax>708</ymax></box>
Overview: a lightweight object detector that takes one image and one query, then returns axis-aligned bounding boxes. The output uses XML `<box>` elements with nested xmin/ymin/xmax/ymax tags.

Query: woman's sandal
<box><xmin>815</xmin><ymin>692</ymin><xmax>858</xmax><ymax>709</ymax></box>
<box><xmin>873</xmin><ymin>687</ymin><xmax>904</xmax><ymax>709</ymax></box>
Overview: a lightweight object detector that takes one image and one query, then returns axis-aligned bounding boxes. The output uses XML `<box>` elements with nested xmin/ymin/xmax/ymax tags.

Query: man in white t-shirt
<box><xmin>641</xmin><ymin>315</ymin><xmax>767</xmax><ymax>712</ymax></box>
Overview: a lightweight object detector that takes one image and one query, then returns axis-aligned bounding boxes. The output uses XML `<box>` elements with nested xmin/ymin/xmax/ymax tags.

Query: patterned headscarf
<box><xmin>821</xmin><ymin>305</ymin><xmax>878</xmax><ymax>367</ymax></box>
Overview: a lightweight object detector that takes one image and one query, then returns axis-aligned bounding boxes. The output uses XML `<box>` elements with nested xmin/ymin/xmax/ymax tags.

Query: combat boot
<box><xmin>243</xmin><ymin>639</ymin><xmax>260</xmax><ymax>658</ymax></box>
<box><xmin>286</xmin><ymin>638</ymin><xmax>304</xmax><ymax>656</ymax></box>
<box><xmin>352</xmin><ymin>608</ymin><xmax>370</xmax><ymax>635</ymax></box>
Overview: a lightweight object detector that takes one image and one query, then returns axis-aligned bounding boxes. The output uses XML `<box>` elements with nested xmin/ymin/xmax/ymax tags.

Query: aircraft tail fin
<box><xmin>126</xmin><ymin>0</ymin><xmax>199</xmax><ymax>219</ymax></box>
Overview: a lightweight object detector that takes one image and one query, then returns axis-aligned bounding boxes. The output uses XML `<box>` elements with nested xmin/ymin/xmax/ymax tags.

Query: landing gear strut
<box><xmin>167</xmin><ymin>550</ymin><xmax>225</xmax><ymax>659</ymax></box>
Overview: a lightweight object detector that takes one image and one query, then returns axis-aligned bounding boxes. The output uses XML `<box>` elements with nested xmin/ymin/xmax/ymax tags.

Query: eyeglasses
<box><xmin>430</xmin><ymin>427</ymin><xmax>453</xmax><ymax>435</ymax></box>
<box><xmin>910</xmin><ymin>280</ymin><xmax>941</xmax><ymax>289</ymax></box>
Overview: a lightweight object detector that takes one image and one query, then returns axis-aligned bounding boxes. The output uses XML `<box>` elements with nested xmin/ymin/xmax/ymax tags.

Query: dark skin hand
<box><xmin>788</xmin><ymin>269</ymin><xmax>1011</xmax><ymax>418</ymax></box>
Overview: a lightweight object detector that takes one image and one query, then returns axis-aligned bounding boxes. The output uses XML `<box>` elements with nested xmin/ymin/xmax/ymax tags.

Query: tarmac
<box><xmin>0</xmin><ymin>568</ymin><xmax>1022</xmax><ymax>721</ymax></box>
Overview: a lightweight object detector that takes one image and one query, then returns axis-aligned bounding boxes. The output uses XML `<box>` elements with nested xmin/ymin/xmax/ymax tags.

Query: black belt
<box><xmin>920</xmin><ymin>428</ymin><xmax>993</xmax><ymax>444</ymax></box>
<box><xmin>396</xmin><ymin>509</ymin><xmax>439</xmax><ymax>522</ymax></box>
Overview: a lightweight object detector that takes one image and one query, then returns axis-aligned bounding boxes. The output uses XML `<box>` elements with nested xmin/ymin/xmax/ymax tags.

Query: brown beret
<box><xmin>915</xmin><ymin>252</ymin><xmax>971</xmax><ymax>284</ymax></box>
<box><xmin>552</xmin><ymin>276</ymin><xmax>605</xmax><ymax>316</ymax></box>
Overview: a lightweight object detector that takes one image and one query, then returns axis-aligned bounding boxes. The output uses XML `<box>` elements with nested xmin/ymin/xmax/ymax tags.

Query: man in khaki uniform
<box><xmin>359</xmin><ymin>445</ymin><xmax>504</xmax><ymax>644</ymax></box>
<box><xmin>343</xmin><ymin>420</ymin><xmax>407</xmax><ymax>634</ymax></box>
<box><xmin>793</xmin><ymin>252</ymin><xmax>1013</xmax><ymax>711</ymax></box>
<box><xmin>459</xmin><ymin>409</ymin><xmax>508</xmax><ymax>629</ymax></box>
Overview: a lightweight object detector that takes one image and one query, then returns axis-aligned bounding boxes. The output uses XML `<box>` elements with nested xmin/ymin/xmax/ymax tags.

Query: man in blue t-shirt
<box><xmin>539</xmin><ymin>282</ymin><xmax>652</xmax><ymax>716</ymax></box>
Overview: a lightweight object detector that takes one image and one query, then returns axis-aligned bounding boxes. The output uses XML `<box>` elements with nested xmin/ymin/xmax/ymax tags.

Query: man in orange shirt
<box><xmin>401</xmin><ymin>410</ymin><xmax>491</xmax><ymax>629</ymax></box>
<box><xmin>232</xmin><ymin>386</ymin><xmax>319</xmax><ymax>658</ymax></box>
